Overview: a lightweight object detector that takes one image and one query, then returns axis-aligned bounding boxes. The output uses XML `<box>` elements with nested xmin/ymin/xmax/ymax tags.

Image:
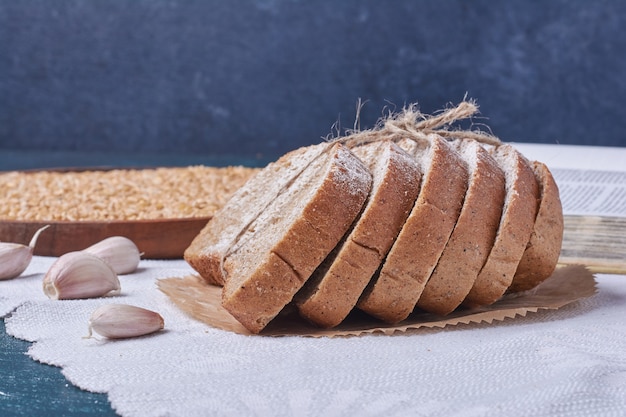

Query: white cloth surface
<box><xmin>2</xmin><ymin>256</ymin><xmax>626</xmax><ymax>417</ymax></box>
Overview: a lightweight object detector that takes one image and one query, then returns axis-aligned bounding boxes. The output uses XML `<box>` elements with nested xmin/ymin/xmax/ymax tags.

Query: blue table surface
<box><xmin>0</xmin><ymin>320</ymin><xmax>117</xmax><ymax>417</ymax></box>
<box><xmin>0</xmin><ymin>150</ymin><xmax>266</xmax><ymax>416</ymax></box>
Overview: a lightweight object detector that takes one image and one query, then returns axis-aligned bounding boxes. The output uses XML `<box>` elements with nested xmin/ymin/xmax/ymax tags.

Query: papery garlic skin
<box><xmin>86</xmin><ymin>304</ymin><xmax>164</xmax><ymax>339</ymax></box>
<box><xmin>0</xmin><ymin>225</ymin><xmax>49</xmax><ymax>280</ymax></box>
<box><xmin>0</xmin><ymin>243</ymin><xmax>33</xmax><ymax>280</ymax></box>
<box><xmin>83</xmin><ymin>236</ymin><xmax>141</xmax><ymax>275</ymax></box>
<box><xmin>43</xmin><ymin>251</ymin><xmax>121</xmax><ymax>300</ymax></box>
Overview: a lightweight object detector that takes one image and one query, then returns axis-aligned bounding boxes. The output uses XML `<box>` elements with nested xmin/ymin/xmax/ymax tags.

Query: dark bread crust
<box><xmin>508</xmin><ymin>161</ymin><xmax>563</xmax><ymax>293</ymax></box>
<box><xmin>416</xmin><ymin>140</ymin><xmax>505</xmax><ymax>316</ymax></box>
<box><xmin>463</xmin><ymin>144</ymin><xmax>540</xmax><ymax>307</ymax></box>
<box><xmin>221</xmin><ymin>144</ymin><xmax>372</xmax><ymax>333</ymax></box>
<box><xmin>357</xmin><ymin>137</ymin><xmax>469</xmax><ymax>323</ymax></box>
<box><xmin>295</xmin><ymin>141</ymin><xmax>422</xmax><ymax>328</ymax></box>
<box><xmin>185</xmin><ymin>135</ymin><xmax>564</xmax><ymax>331</ymax></box>
<box><xmin>184</xmin><ymin>143</ymin><xmax>330</xmax><ymax>285</ymax></box>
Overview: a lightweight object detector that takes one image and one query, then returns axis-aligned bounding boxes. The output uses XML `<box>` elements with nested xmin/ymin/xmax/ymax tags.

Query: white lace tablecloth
<box><xmin>1</xmin><ymin>255</ymin><xmax>626</xmax><ymax>416</ymax></box>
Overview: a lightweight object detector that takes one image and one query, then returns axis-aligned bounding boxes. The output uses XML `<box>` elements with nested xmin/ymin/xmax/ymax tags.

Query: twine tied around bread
<box><xmin>334</xmin><ymin>99</ymin><xmax>502</xmax><ymax>148</ymax></box>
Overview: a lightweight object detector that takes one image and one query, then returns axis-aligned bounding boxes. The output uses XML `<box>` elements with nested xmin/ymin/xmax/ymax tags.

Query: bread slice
<box><xmin>463</xmin><ymin>144</ymin><xmax>540</xmax><ymax>307</ymax></box>
<box><xmin>508</xmin><ymin>161</ymin><xmax>563</xmax><ymax>293</ymax></box>
<box><xmin>294</xmin><ymin>141</ymin><xmax>422</xmax><ymax>328</ymax></box>
<box><xmin>356</xmin><ymin>136</ymin><xmax>469</xmax><ymax>323</ymax></box>
<box><xmin>184</xmin><ymin>142</ymin><xmax>331</xmax><ymax>285</ymax></box>
<box><xmin>416</xmin><ymin>139</ymin><xmax>505</xmax><ymax>316</ymax></box>
<box><xmin>221</xmin><ymin>143</ymin><xmax>372</xmax><ymax>333</ymax></box>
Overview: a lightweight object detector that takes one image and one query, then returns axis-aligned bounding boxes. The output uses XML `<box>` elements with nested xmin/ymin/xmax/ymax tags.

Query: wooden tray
<box><xmin>0</xmin><ymin>217</ymin><xmax>211</xmax><ymax>259</ymax></box>
<box><xmin>0</xmin><ymin>164</ymin><xmax>259</xmax><ymax>259</ymax></box>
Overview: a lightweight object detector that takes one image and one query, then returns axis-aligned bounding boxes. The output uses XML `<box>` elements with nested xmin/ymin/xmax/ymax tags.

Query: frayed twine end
<box><xmin>330</xmin><ymin>99</ymin><xmax>501</xmax><ymax>148</ymax></box>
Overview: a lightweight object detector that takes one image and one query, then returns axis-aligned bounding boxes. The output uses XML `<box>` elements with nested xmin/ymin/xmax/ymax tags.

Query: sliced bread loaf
<box><xmin>184</xmin><ymin>142</ymin><xmax>331</xmax><ymax>285</ymax></box>
<box><xmin>356</xmin><ymin>136</ymin><xmax>469</xmax><ymax>323</ymax></box>
<box><xmin>463</xmin><ymin>144</ymin><xmax>539</xmax><ymax>307</ymax></box>
<box><xmin>508</xmin><ymin>161</ymin><xmax>563</xmax><ymax>292</ymax></box>
<box><xmin>416</xmin><ymin>139</ymin><xmax>505</xmax><ymax>316</ymax></box>
<box><xmin>294</xmin><ymin>141</ymin><xmax>422</xmax><ymax>328</ymax></box>
<box><xmin>221</xmin><ymin>143</ymin><xmax>372</xmax><ymax>333</ymax></box>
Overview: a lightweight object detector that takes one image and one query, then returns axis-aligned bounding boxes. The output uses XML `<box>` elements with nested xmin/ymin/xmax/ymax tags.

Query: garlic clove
<box><xmin>43</xmin><ymin>251</ymin><xmax>121</xmax><ymax>300</ymax></box>
<box><xmin>0</xmin><ymin>243</ymin><xmax>33</xmax><ymax>280</ymax></box>
<box><xmin>83</xmin><ymin>236</ymin><xmax>142</xmax><ymax>275</ymax></box>
<box><xmin>85</xmin><ymin>304</ymin><xmax>164</xmax><ymax>339</ymax></box>
<box><xmin>0</xmin><ymin>225</ymin><xmax>49</xmax><ymax>280</ymax></box>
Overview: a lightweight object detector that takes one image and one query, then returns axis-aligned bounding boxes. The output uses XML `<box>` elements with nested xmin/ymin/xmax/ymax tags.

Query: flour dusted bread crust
<box><xmin>508</xmin><ymin>161</ymin><xmax>563</xmax><ymax>293</ymax></box>
<box><xmin>221</xmin><ymin>143</ymin><xmax>371</xmax><ymax>333</ymax></box>
<box><xmin>463</xmin><ymin>144</ymin><xmax>540</xmax><ymax>307</ymax></box>
<box><xmin>357</xmin><ymin>136</ymin><xmax>469</xmax><ymax>323</ymax></box>
<box><xmin>416</xmin><ymin>139</ymin><xmax>505</xmax><ymax>316</ymax></box>
<box><xmin>294</xmin><ymin>141</ymin><xmax>422</xmax><ymax>328</ymax></box>
<box><xmin>183</xmin><ymin>100</ymin><xmax>565</xmax><ymax>333</ymax></box>
<box><xmin>184</xmin><ymin>142</ymin><xmax>331</xmax><ymax>285</ymax></box>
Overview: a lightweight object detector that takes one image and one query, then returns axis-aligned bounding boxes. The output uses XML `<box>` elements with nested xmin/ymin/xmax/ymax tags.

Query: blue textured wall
<box><xmin>1</xmin><ymin>0</ymin><xmax>625</xmax><ymax>160</ymax></box>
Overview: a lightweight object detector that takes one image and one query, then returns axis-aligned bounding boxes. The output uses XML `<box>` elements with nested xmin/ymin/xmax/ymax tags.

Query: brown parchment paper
<box><xmin>157</xmin><ymin>264</ymin><xmax>596</xmax><ymax>337</ymax></box>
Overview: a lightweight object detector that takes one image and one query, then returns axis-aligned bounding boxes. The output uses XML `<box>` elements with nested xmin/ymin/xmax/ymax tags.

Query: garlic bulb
<box><xmin>83</xmin><ymin>236</ymin><xmax>142</xmax><ymax>275</ymax></box>
<box><xmin>43</xmin><ymin>251</ymin><xmax>121</xmax><ymax>300</ymax></box>
<box><xmin>86</xmin><ymin>304</ymin><xmax>164</xmax><ymax>339</ymax></box>
<box><xmin>0</xmin><ymin>225</ymin><xmax>49</xmax><ymax>280</ymax></box>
